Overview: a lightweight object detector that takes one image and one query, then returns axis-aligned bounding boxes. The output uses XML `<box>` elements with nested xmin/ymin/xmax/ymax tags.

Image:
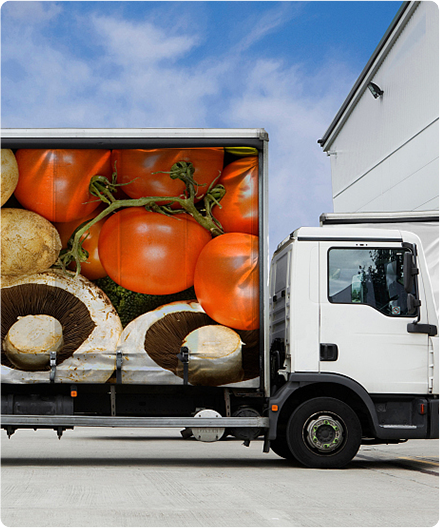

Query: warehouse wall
<box><xmin>329</xmin><ymin>2</ymin><xmax>439</xmax><ymax>213</ymax></box>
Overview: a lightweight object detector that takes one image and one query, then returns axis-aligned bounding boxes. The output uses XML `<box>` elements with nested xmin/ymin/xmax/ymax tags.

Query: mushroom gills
<box><xmin>1</xmin><ymin>281</ymin><xmax>97</xmax><ymax>371</ymax></box>
<box><xmin>177</xmin><ymin>325</ymin><xmax>244</xmax><ymax>386</ymax></box>
<box><xmin>3</xmin><ymin>315</ymin><xmax>63</xmax><ymax>370</ymax></box>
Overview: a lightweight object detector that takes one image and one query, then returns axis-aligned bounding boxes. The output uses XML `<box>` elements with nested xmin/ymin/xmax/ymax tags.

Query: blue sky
<box><xmin>1</xmin><ymin>1</ymin><xmax>403</xmax><ymax>253</ymax></box>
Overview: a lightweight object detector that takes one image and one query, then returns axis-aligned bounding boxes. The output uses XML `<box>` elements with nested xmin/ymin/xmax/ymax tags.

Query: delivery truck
<box><xmin>1</xmin><ymin>128</ymin><xmax>438</xmax><ymax>469</ymax></box>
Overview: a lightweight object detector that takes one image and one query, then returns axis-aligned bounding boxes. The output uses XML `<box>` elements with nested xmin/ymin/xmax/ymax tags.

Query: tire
<box><xmin>270</xmin><ymin>436</ymin><xmax>297</xmax><ymax>461</ymax></box>
<box><xmin>286</xmin><ymin>397</ymin><xmax>362</xmax><ymax>469</ymax></box>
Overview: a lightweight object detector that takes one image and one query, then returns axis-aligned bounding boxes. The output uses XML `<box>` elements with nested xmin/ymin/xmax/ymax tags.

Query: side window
<box><xmin>328</xmin><ymin>248</ymin><xmax>413</xmax><ymax>316</ymax></box>
<box><xmin>275</xmin><ymin>253</ymin><xmax>288</xmax><ymax>294</ymax></box>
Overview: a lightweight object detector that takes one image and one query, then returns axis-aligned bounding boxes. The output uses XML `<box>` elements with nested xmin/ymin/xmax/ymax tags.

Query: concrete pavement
<box><xmin>1</xmin><ymin>428</ymin><xmax>438</xmax><ymax>527</ymax></box>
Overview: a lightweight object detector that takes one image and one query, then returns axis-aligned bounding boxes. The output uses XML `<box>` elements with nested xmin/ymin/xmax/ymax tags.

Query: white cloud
<box><xmin>1</xmin><ymin>2</ymin><xmax>358</xmax><ymax>251</ymax></box>
<box><xmin>225</xmin><ymin>58</ymin><xmax>354</xmax><ymax>251</ymax></box>
<box><xmin>2</xmin><ymin>1</ymin><xmax>61</xmax><ymax>22</ymax></box>
<box><xmin>235</xmin><ymin>2</ymin><xmax>302</xmax><ymax>53</ymax></box>
<box><xmin>91</xmin><ymin>15</ymin><xmax>199</xmax><ymax>65</ymax></box>
<box><xmin>1</xmin><ymin>2</ymin><xmax>225</xmax><ymax>127</ymax></box>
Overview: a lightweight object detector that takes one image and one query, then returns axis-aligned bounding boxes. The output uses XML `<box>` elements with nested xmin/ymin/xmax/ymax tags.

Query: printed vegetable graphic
<box><xmin>117</xmin><ymin>300</ymin><xmax>210</xmax><ymax>384</ymax></box>
<box><xmin>55</xmin><ymin>209</ymin><xmax>107</xmax><ymax>281</ymax></box>
<box><xmin>224</xmin><ymin>147</ymin><xmax>258</xmax><ymax>157</ymax></box>
<box><xmin>1</xmin><ymin>144</ymin><xmax>262</xmax><ymax>388</ymax></box>
<box><xmin>1</xmin><ymin>208</ymin><xmax>62</xmax><ymax>276</ymax></box>
<box><xmin>94</xmin><ymin>276</ymin><xmax>196</xmax><ymax>328</ymax></box>
<box><xmin>178</xmin><ymin>325</ymin><xmax>244</xmax><ymax>386</ymax></box>
<box><xmin>213</xmin><ymin>156</ymin><xmax>259</xmax><ymax>235</ymax></box>
<box><xmin>57</xmin><ymin>159</ymin><xmax>226</xmax><ymax>276</ymax></box>
<box><xmin>118</xmin><ymin>301</ymin><xmax>244</xmax><ymax>386</ymax></box>
<box><xmin>14</xmin><ymin>149</ymin><xmax>112</xmax><ymax>222</ymax></box>
<box><xmin>1</xmin><ymin>149</ymin><xmax>19</xmax><ymax>206</ymax></box>
<box><xmin>112</xmin><ymin>148</ymin><xmax>224</xmax><ymax>203</ymax></box>
<box><xmin>194</xmin><ymin>233</ymin><xmax>260</xmax><ymax>331</ymax></box>
<box><xmin>4</xmin><ymin>314</ymin><xmax>64</xmax><ymax>371</ymax></box>
<box><xmin>1</xmin><ymin>270</ymin><xmax>122</xmax><ymax>383</ymax></box>
<box><xmin>98</xmin><ymin>209</ymin><xmax>212</xmax><ymax>295</ymax></box>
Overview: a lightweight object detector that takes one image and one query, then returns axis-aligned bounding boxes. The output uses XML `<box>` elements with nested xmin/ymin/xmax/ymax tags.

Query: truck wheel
<box><xmin>286</xmin><ymin>397</ymin><xmax>361</xmax><ymax>469</ymax></box>
<box><xmin>270</xmin><ymin>436</ymin><xmax>297</xmax><ymax>461</ymax></box>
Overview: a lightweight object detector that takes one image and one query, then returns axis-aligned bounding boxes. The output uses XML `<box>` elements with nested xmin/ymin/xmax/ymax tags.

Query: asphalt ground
<box><xmin>1</xmin><ymin>428</ymin><xmax>438</xmax><ymax>527</ymax></box>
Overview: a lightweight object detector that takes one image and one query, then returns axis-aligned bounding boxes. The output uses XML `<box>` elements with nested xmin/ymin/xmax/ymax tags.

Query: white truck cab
<box><xmin>268</xmin><ymin>227</ymin><xmax>438</xmax><ymax>468</ymax></box>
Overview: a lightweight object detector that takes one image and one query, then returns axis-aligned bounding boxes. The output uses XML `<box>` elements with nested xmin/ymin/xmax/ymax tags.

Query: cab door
<box><xmin>319</xmin><ymin>241</ymin><xmax>429</xmax><ymax>394</ymax></box>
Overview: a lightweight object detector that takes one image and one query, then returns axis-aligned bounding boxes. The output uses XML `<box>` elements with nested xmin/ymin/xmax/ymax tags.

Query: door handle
<box><xmin>320</xmin><ymin>343</ymin><xmax>338</xmax><ymax>361</ymax></box>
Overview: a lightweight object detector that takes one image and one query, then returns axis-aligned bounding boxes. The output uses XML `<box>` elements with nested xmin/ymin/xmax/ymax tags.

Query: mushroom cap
<box><xmin>4</xmin><ymin>315</ymin><xmax>63</xmax><ymax>370</ymax></box>
<box><xmin>178</xmin><ymin>325</ymin><xmax>244</xmax><ymax>386</ymax></box>
<box><xmin>117</xmin><ymin>301</ymin><xmax>257</xmax><ymax>387</ymax></box>
<box><xmin>1</xmin><ymin>270</ymin><xmax>122</xmax><ymax>383</ymax></box>
<box><xmin>117</xmin><ymin>301</ymin><xmax>204</xmax><ymax>385</ymax></box>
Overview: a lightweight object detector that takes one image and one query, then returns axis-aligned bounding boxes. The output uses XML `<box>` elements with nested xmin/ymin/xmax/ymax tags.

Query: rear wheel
<box><xmin>286</xmin><ymin>397</ymin><xmax>361</xmax><ymax>468</ymax></box>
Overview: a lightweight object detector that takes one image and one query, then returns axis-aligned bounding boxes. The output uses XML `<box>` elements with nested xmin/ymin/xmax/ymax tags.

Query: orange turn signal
<box><xmin>271</xmin><ymin>405</ymin><xmax>278</xmax><ymax>412</ymax></box>
<box><xmin>71</xmin><ymin>390</ymin><xmax>77</xmax><ymax>398</ymax></box>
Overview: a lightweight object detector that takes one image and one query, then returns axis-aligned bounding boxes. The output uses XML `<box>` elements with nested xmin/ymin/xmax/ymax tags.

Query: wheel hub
<box><xmin>305</xmin><ymin>414</ymin><xmax>344</xmax><ymax>453</ymax></box>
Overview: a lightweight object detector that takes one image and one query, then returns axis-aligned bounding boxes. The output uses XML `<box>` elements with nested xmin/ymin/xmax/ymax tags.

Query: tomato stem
<box><xmin>54</xmin><ymin>161</ymin><xmax>226</xmax><ymax>277</ymax></box>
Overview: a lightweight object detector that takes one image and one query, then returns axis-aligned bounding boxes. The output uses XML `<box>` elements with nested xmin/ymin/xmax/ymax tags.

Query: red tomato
<box><xmin>98</xmin><ymin>209</ymin><xmax>212</xmax><ymax>294</ymax></box>
<box><xmin>14</xmin><ymin>149</ymin><xmax>112</xmax><ymax>222</ymax></box>
<box><xmin>54</xmin><ymin>209</ymin><xmax>107</xmax><ymax>281</ymax></box>
<box><xmin>111</xmin><ymin>148</ymin><xmax>224</xmax><ymax>201</ymax></box>
<box><xmin>213</xmin><ymin>157</ymin><xmax>259</xmax><ymax>235</ymax></box>
<box><xmin>194</xmin><ymin>233</ymin><xmax>259</xmax><ymax>330</ymax></box>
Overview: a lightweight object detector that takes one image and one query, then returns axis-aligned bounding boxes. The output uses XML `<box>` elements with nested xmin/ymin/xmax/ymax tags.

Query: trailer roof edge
<box><xmin>318</xmin><ymin>1</ymin><xmax>414</xmax><ymax>150</ymax></box>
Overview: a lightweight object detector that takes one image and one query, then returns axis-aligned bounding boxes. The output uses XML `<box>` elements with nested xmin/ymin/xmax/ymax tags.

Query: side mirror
<box><xmin>403</xmin><ymin>252</ymin><xmax>418</xmax><ymax>293</ymax></box>
<box><xmin>407</xmin><ymin>293</ymin><xmax>421</xmax><ymax>315</ymax></box>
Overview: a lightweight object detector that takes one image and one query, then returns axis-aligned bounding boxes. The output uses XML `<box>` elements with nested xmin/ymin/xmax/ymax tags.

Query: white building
<box><xmin>318</xmin><ymin>1</ymin><xmax>439</xmax><ymax>214</ymax></box>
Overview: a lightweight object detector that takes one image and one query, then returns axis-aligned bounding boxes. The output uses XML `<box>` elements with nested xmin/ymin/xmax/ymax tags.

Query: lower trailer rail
<box><xmin>1</xmin><ymin>414</ymin><xmax>270</xmax><ymax>428</ymax></box>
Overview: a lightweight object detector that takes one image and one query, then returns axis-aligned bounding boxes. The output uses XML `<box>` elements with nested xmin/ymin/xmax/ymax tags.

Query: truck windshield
<box><xmin>328</xmin><ymin>248</ymin><xmax>413</xmax><ymax>316</ymax></box>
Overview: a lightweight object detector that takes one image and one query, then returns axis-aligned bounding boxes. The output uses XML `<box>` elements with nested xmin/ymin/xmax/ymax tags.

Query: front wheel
<box><xmin>286</xmin><ymin>397</ymin><xmax>362</xmax><ymax>469</ymax></box>
<box><xmin>270</xmin><ymin>435</ymin><xmax>297</xmax><ymax>461</ymax></box>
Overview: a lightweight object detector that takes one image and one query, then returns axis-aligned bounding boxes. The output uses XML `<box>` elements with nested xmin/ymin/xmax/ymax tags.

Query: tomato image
<box><xmin>194</xmin><ymin>233</ymin><xmax>259</xmax><ymax>331</ymax></box>
<box><xmin>98</xmin><ymin>208</ymin><xmax>212</xmax><ymax>295</ymax></box>
<box><xmin>54</xmin><ymin>209</ymin><xmax>107</xmax><ymax>281</ymax></box>
<box><xmin>111</xmin><ymin>148</ymin><xmax>224</xmax><ymax>201</ymax></box>
<box><xmin>14</xmin><ymin>149</ymin><xmax>112</xmax><ymax>223</ymax></box>
<box><xmin>213</xmin><ymin>156</ymin><xmax>259</xmax><ymax>235</ymax></box>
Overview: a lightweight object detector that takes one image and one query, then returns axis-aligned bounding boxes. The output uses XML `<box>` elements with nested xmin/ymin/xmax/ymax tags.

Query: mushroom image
<box><xmin>177</xmin><ymin>325</ymin><xmax>244</xmax><ymax>386</ymax></box>
<box><xmin>4</xmin><ymin>315</ymin><xmax>64</xmax><ymax>370</ymax></box>
<box><xmin>117</xmin><ymin>300</ymin><xmax>260</xmax><ymax>387</ymax></box>
<box><xmin>1</xmin><ymin>270</ymin><xmax>122</xmax><ymax>384</ymax></box>
<box><xmin>1</xmin><ymin>149</ymin><xmax>19</xmax><ymax>206</ymax></box>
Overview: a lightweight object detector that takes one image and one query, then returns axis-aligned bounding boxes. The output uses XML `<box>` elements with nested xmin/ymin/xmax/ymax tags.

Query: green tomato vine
<box><xmin>55</xmin><ymin>162</ymin><xmax>226</xmax><ymax>277</ymax></box>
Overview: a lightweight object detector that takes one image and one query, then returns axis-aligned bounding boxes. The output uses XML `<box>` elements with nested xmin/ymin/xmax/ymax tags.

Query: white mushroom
<box><xmin>4</xmin><ymin>315</ymin><xmax>63</xmax><ymax>370</ymax></box>
<box><xmin>1</xmin><ymin>270</ymin><xmax>122</xmax><ymax>384</ymax></box>
<box><xmin>117</xmin><ymin>301</ymin><xmax>244</xmax><ymax>386</ymax></box>
<box><xmin>178</xmin><ymin>325</ymin><xmax>244</xmax><ymax>385</ymax></box>
<box><xmin>116</xmin><ymin>301</ymin><xmax>206</xmax><ymax>385</ymax></box>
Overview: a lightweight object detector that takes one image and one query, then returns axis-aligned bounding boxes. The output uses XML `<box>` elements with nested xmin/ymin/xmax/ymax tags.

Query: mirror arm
<box><xmin>403</xmin><ymin>249</ymin><xmax>419</xmax><ymax>294</ymax></box>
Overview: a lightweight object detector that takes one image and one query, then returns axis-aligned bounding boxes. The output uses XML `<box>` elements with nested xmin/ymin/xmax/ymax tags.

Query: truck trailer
<box><xmin>1</xmin><ymin>128</ymin><xmax>438</xmax><ymax>469</ymax></box>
